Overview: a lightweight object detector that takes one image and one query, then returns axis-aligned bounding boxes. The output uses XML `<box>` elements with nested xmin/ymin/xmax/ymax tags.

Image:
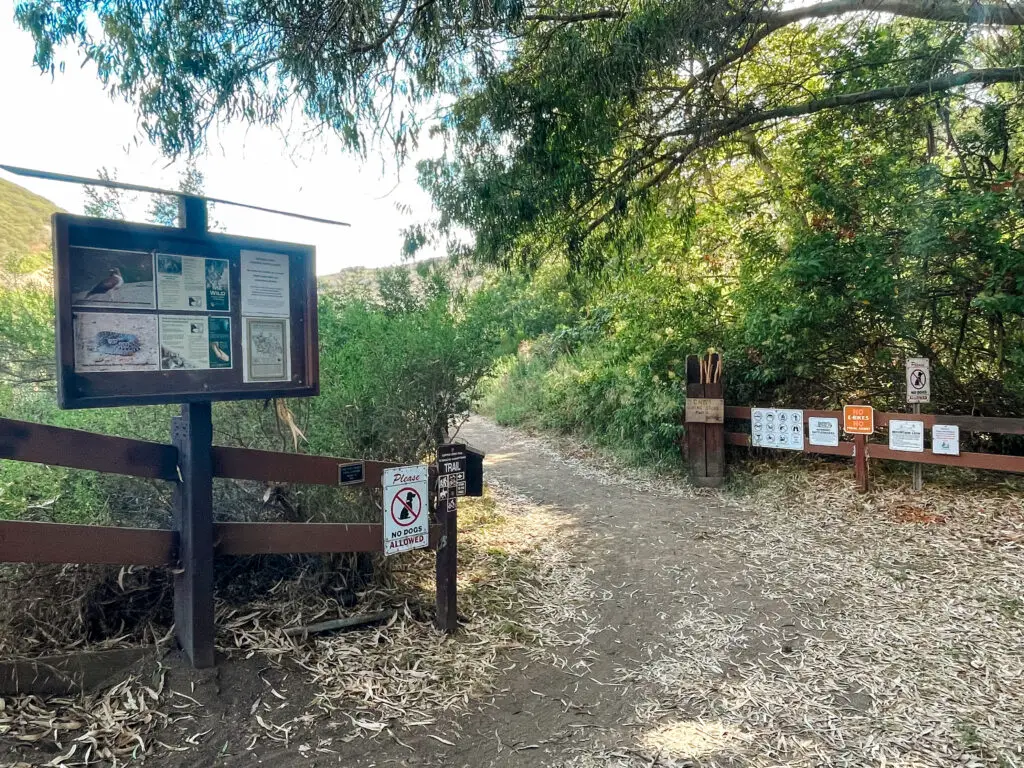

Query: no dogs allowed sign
<box><xmin>383</xmin><ymin>464</ymin><xmax>430</xmax><ymax>556</ymax></box>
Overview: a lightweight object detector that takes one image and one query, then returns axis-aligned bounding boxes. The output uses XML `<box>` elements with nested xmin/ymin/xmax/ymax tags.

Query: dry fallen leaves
<box><xmin>1</xmin><ymin>482</ymin><xmax>597</xmax><ymax>765</ymax></box>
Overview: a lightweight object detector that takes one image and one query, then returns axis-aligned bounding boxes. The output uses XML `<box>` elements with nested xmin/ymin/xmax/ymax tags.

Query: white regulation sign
<box><xmin>889</xmin><ymin>420</ymin><xmax>925</xmax><ymax>452</ymax></box>
<box><xmin>751</xmin><ymin>408</ymin><xmax>804</xmax><ymax>451</ymax></box>
<box><xmin>383</xmin><ymin>464</ymin><xmax>430</xmax><ymax>556</ymax></box>
<box><xmin>808</xmin><ymin>417</ymin><xmax>840</xmax><ymax>447</ymax></box>
<box><xmin>932</xmin><ymin>424</ymin><xmax>960</xmax><ymax>456</ymax></box>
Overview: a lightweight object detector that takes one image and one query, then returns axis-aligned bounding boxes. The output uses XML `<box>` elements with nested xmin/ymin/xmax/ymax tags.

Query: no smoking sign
<box><xmin>383</xmin><ymin>465</ymin><xmax>429</xmax><ymax>556</ymax></box>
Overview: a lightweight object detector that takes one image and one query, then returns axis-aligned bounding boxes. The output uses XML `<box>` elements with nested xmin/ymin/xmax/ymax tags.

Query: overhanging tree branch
<box><xmin>764</xmin><ymin>0</ymin><xmax>1024</xmax><ymax>26</ymax></box>
<box><xmin>684</xmin><ymin>0</ymin><xmax>1024</xmax><ymax>101</ymax></box>
<box><xmin>525</xmin><ymin>0</ymin><xmax>1024</xmax><ymax>27</ymax></box>
<box><xmin>580</xmin><ymin>65</ymin><xmax>1024</xmax><ymax>236</ymax></box>
<box><xmin>525</xmin><ymin>9</ymin><xmax>625</xmax><ymax>22</ymax></box>
<box><xmin>661</xmin><ymin>65</ymin><xmax>1024</xmax><ymax>142</ymax></box>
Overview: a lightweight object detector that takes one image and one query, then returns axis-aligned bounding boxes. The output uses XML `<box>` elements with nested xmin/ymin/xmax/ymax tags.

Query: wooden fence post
<box><xmin>854</xmin><ymin>433</ymin><xmax>869</xmax><ymax>494</ymax></box>
<box><xmin>684</xmin><ymin>353</ymin><xmax>725</xmax><ymax>487</ymax></box>
<box><xmin>434</xmin><ymin>490</ymin><xmax>458</xmax><ymax>633</ymax></box>
<box><xmin>171</xmin><ymin>403</ymin><xmax>216</xmax><ymax>668</ymax></box>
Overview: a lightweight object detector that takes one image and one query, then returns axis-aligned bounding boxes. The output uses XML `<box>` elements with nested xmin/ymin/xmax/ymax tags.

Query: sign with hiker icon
<box><xmin>382</xmin><ymin>464</ymin><xmax>430</xmax><ymax>556</ymax></box>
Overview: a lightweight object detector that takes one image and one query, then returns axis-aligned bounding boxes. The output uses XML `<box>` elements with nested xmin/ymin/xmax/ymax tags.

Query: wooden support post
<box><xmin>704</xmin><ymin>364</ymin><xmax>725</xmax><ymax>483</ymax></box>
<box><xmin>171</xmin><ymin>403</ymin><xmax>216</xmax><ymax>668</ymax></box>
<box><xmin>684</xmin><ymin>353</ymin><xmax>725</xmax><ymax>487</ymax></box>
<box><xmin>911</xmin><ymin>402</ymin><xmax>923</xmax><ymax>491</ymax></box>
<box><xmin>685</xmin><ymin>355</ymin><xmax>706</xmax><ymax>477</ymax></box>
<box><xmin>178</xmin><ymin>194</ymin><xmax>208</xmax><ymax>234</ymax></box>
<box><xmin>854</xmin><ymin>433</ymin><xmax>869</xmax><ymax>494</ymax></box>
<box><xmin>171</xmin><ymin>195</ymin><xmax>216</xmax><ymax>668</ymax></box>
<box><xmin>434</xmin><ymin>492</ymin><xmax>458</xmax><ymax>633</ymax></box>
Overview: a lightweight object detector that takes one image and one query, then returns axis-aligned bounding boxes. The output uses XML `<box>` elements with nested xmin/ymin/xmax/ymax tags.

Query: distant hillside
<box><xmin>318</xmin><ymin>264</ymin><xmax>384</xmax><ymax>297</ymax></box>
<box><xmin>319</xmin><ymin>257</ymin><xmax>461</xmax><ymax>301</ymax></box>
<box><xmin>0</xmin><ymin>178</ymin><xmax>60</xmax><ymax>278</ymax></box>
<box><xmin>319</xmin><ymin>257</ymin><xmax>486</xmax><ymax>304</ymax></box>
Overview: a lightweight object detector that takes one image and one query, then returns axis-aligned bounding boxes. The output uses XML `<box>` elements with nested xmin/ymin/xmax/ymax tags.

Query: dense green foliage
<box><xmin>9</xmin><ymin>2</ymin><xmax>1024</xmax><ymax>466</ymax></box>
<box><xmin>469</xmin><ymin>76</ymin><xmax>1024</xmax><ymax>457</ymax></box>
<box><xmin>438</xmin><ymin>9</ymin><xmax>1024</xmax><ymax>461</ymax></box>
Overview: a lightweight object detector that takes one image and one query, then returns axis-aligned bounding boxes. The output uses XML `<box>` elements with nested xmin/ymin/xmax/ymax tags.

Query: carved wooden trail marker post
<box><xmin>684</xmin><ymin>353</ymin><xmax>725</xmax><ymax>487</ymax></box>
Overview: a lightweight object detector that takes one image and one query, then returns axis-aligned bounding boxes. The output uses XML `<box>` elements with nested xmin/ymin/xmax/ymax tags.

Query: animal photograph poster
<box><xmin>156</xmin><ymin>254</ymin><xmax>230</xmax><ymax>312</ymax></box>
<box><xmin>159</xmin><ymin>315</ymin><xmax>233</xmax><ymax>370</ymax></box>
<box><xmin>73</xmin><ymin>312</ymin><xmax>159</xmax><ymax>372</ymax></box>
<box><xmin>69</xmin><ymin>247</ymin><xmax>156</xmax><ymax>309</ymax></box>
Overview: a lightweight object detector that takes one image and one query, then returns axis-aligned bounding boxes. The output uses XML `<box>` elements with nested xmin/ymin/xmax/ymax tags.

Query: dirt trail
<box><xmin>9</xmin><ymin>417</ymin><xmax>1019</xmax><ymax>766</ymax></box>
<box><xmin>360</xmin><ymin>417</ymin><xmax>1024</xmax><ymax>767</ymax></box>
<box><xmin>345</xmin><ymin>416</ymin><xmax>767</xmax><ymax>767</ymax></box>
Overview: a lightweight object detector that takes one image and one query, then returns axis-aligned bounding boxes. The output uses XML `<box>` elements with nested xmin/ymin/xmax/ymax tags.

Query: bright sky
<box><xmin>0</xmin><ymin>0</ymin><xmax>442</xmax><ymax>274</ymax></box>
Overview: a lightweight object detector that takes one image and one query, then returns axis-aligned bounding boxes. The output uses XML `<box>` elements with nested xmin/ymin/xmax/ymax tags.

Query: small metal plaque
<box><xmin>685</xmin><ymin>398</ymin><xmax>724</xmax><ymax>424</ymax></box>
<box><xmin>338</xmin><ymin>461</ymin><xmax>365</xmax><ymax>485</ymax></box>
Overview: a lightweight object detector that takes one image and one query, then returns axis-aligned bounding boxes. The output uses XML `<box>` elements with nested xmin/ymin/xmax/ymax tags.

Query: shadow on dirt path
<box><xmin>338</xmin><ymin>416</ymin><xmax>773</xmax><ymax>767</ymax></box>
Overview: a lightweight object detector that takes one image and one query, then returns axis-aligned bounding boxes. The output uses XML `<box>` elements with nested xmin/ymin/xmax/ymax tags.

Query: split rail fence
<box><xmin>0</xmin><ymin>416</ymin><xmax>459</xmax><ymax>666</ymax></box>
<box><xmin>722</xmin><ymin>407</ymin><xmax>1024</xmax><ymax>491</ymax></box>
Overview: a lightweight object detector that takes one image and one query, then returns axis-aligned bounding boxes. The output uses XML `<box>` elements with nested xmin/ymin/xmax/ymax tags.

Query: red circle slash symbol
<box><xmin>390</xmin><ymin>487</ymin><xmax>422</xmax><ymax>527</ymax></box>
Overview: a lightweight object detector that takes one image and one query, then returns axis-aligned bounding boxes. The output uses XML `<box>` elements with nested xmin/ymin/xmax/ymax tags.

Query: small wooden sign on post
<box><xmin>684</xmin><ymin>353</ymin><xmax>725</xmax><ymax>487</ymax></box>
<box><xmin>685</xmin><ymin>397</ymin><xmax>724</xmax><ymax>424</ymax></box>
<box><xmin>843</xmin><ymin>404</ymin><xmax>874</xmax><ymax>494</ymax></box>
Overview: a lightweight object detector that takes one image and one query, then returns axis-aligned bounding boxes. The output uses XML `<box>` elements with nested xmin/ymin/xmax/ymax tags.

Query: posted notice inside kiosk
<box><xmin>383</xmin><ymin>464</ymin><xmax>430</xmax><ymax>556</ymax></box>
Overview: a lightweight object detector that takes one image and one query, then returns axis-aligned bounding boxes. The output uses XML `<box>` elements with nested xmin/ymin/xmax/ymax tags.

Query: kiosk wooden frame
<box><xmin>53</xmin><ymin>211</ymin><xmax>319</xmax><ymax>410</ymax></box>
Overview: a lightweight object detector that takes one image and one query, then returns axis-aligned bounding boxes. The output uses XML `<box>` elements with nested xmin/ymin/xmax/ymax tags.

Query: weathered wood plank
<box><xmin>435</xmin><ymin>499</ymin><xmax>458</xmax><ymax>633</ymax></box>
<box><xmin>0</xmin><ymin>417</ymin><xmax>178</xmax><ymax>480</ymax></box>
<box><xmin>873</xmin><ymin>412</ymin><xmax>1024</xmax><ymax>435</ymax></box>
<box><xmin>685</xmin><ymin>356</ymin><xmax>707</xmax><ymax>480</ymax></box>
<box><xmin>725</xmin><ymin>406</ymin><xmax>840</xmax><ymax>421</ymax></box>
<box><xmin>867</xmin><ymin>445</ymin><xmax>1024</xmax><ymax>473</ymax></box>
<box><xmin>212</xmin><ymin>446</ymin><xmax>399</xmax><ymax>487</ymax></box>
<box><xmin>725</xmin><ymin>431</ymin><xmax>750</xmax><ymax>447</ymax></box>
<box><xmin>172</xmin><ymin>402</ymin><xmax>216</xmax><ymax>669</ymax></box>
<box><xmin>854</xmin><ymin>434</ymin><xmax>869</xmax><ymax>493</ymax></box>
<box><xmin>726</xmin><ymin>432</ymin><xmax>854</xmax><ymax>457</ymax></box>
<box><xmin>0</xmin><ymin>520</ymin><xmax>450</xmax><ymax>564</ymax></box>
<box><xmin>214</xmin><ymin>522</ymin><xmax>441</xmax><ymax>555</ymax></box>
<box><xmin>704</xmin><ymin>377</ymin><xmax>725</xmax><ymax>482</ymax></box>
<box><xmin>804</xmin><ymin>442</ymin><xmax>856</xmax><ymax>458</ymax></box>
<box><xmin>0</xmin><ymin>521</ymin><xmax>175</xmax><ymax>565</ymax></box>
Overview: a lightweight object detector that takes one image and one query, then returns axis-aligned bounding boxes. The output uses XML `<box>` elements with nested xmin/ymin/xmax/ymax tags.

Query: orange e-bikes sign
<box><xmin>843</xmin><ymin>405</ymin><xmax>874</xmax><ymax>435</ymax></box>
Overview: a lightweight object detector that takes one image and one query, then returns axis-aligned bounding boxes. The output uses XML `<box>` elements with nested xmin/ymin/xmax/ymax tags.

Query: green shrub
<box><xmin>0</xmin><ymin>265</ymin><xmax>492</xmax><ymax>525</ymax></box>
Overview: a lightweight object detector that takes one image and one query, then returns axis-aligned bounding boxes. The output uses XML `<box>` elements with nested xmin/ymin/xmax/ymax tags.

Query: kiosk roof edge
<box><xmin>0</xmin><ymin>164</ymin><xmax>351</xmax><ymax>228</ymax></box>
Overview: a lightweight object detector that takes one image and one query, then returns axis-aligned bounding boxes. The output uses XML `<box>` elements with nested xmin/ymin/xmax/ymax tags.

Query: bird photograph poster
<box><xmin>70</xmin><ymin>248</ymin><xmax>156</xmax><ymax>309</ymax></box>
<box><xmin>73</xmin><ymin>312</ymin><xmax>159</xmax><ymax>373</ymax></box>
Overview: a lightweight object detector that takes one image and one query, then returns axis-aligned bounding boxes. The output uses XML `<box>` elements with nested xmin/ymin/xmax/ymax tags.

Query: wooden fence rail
<box><xmin>0</xmin><ymin>521</ymin><xmax>445</xmax><ymax>565</ymax></box>
<box><xmin>721</xmin><ymin>405</ymin><xmax>1024</xmax><ymax>481</ymax></box>
<box><xmin>0</xmin><ymin>417</ymin><xmax>402</xmax><ymax>486</ymax></box>
<box><xmin>0</xmin><ymin>416</ymin><xmax>464</xmax><ymax>668</ymax></box>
